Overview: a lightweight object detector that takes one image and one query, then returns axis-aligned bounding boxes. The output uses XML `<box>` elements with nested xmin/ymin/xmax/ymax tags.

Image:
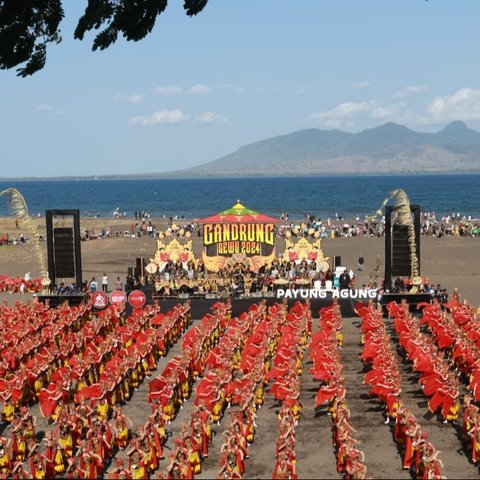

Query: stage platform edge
<box><xmin>34</xmin><ymin>291</ymin><xmax>376</xmax><ymax>318</ymax></box>
<box><xmin>380</xmin><ymin>292</ymin><xmax>432</xmax><ymax>313</ymax></box>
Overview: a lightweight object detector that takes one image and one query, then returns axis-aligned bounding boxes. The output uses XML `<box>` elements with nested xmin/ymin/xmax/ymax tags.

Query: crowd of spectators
<box><xmin>2</xmin><ymin>210</ymin><xmax>478</xmax><ymax>247</ymax></box>
<box><xmin>73</xmin><ymin>209</ymin><xmax>480</xmax><ymax>244</ymax></box>
<box><xmin>111</xmin><ymin>210</ymin><xmax>480</xmax><ymax>242</ymax></box>
<box><xmin>278</xmin><ymin>211</ymin><xmax>480</xmax><ymax>240</ymax></box>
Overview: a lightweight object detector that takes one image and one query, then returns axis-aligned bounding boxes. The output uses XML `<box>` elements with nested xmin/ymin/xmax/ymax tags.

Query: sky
<box><xmin>2</xmin><ymin>0</ymin><xmax>480</xmax><ymax>177</ymax></box>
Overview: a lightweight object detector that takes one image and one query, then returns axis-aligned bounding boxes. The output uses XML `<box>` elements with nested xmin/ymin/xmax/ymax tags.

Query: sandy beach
<box><xmin>1</xmin><ymin>216</ymin><xmax>479</xmax><ymax>306</ymax></box>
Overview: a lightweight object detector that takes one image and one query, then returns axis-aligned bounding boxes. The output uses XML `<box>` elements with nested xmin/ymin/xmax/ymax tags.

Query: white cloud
<box><xmin>153</xmin><ymin>83</ymin><xmax>211</xmax><ymax>96</ymax></box>
<box><xmin>306</xmin><ymin>101</ymin><xmax>380</xmax><ymax>128</ymax></box>
<box><xmin>217</xmin><ymin>83</ymin><xmax>247</xmax><ymax>94</ymax></box>
<box><xmin>37</xmin><ymin>103</ymin><xmax>54</xmax><ymax>112</ymax></box>
<box><xmin>425</xmin><ymin>88</ymin><xmax>480</xmax><ymax>123</ymax></box>
<box><xmin>196</xmin><ymin>112</ymin><xmax>227</xmax><ymax>125</ymax></box>
<box><xmin>352</xmin><ymin>81</ymin><xmax>371</xmax><ymax>89</ymax></box>
<box><xmin>188</xmin><ymin>83</ymin><xmax>211</xmax><ymax>95</ymax></box>
<box><xmin>111</xmin><ymin>93</ymin><xmax>143</xmax><ymax>103</ymax></box>
<box><xmin>129</xmin><ymin>109</ymin><xmax>188</xmax><ymax>126</ymax></box>
<box><xmin>393</xmin><ymin>84</ymin><xmax>428</xmax><ymax>99</ymax></box>
<box><xmin>36</xmin><ymin>103</ymin><xmax>65</xmax><ymax>115</ymax></box>
<box><xmin>305</xmin><ymin>86</ymin><xmax>480</xmax><ymax>129</ymax></box>
<box><xmin>154</xmin><ymin>85</ymin><xmax>184</xmax><ymax>96</ymax></box>
<box><xmin>370</xmin><ymin>103</ymin><xmax>405</xmax><ymax>120</ymax></box>
<box><xmin>153</xmin><ymin>83</ymin><xmax>246</xmax><ymax>96</ymax></box>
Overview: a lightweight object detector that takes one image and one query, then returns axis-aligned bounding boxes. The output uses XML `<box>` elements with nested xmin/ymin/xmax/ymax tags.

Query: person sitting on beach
<box><xmin>357</xmin><ymin>256</ymin><xmax>364</xmax><ymax>272</ymax></box>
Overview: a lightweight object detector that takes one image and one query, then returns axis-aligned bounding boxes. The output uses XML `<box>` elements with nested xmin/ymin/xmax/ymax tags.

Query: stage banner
<box><xmin>203</xmin><ymin>223</ymin><xmax>275</xmax><ymax>257</ymax></box>
<box><xmin>197</xmin><ymin>201</ymin><xmax>279</xmax><ymax>273</ymax></box>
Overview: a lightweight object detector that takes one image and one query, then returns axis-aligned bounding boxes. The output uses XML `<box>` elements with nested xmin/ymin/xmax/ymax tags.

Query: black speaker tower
<box><xmin>384</xmin><ymin>205</ymin><xmax>420</xmax><ymax>291</ymax></box>
<box><xmin>46</xmin><ymin>210</ymin><xmax>82</xmax><ymax>289</ymax></box>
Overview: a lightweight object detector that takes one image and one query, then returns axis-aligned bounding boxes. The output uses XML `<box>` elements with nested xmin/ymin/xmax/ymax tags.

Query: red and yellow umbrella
<box><xmin>196</xmin><ymin>201</ymin><xmax>279</xmax><ymax>224</ymax></box>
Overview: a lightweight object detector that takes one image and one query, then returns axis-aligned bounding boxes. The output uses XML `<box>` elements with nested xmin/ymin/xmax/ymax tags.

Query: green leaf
<box><xmin>0</xmin><ymin>0</ymin><xmax>64</xmax><ymax>76</ymax></box>
<box><xmin>74</xmin><ymin>0</ymin><xmax>115</xmax><ymax>40</ymax></box>
<box><xmin>116</xmin><ymin>0</ymin><xmax>168</xmax><ymax>42</ymax></box>
<box><xmin>92</xmin><ymin>25</ymin><xmax>118</xmax><ymax>51</ymax></box>
<box><xmin>1</xmin><ymin>0</ymin><xmax>209</xmax><ymax>75</ymax></box>
<box><xmin>42</xmin><ymin>0</ymin><xmax>65</xmax><ymax>36</ymax></box>
<box><xmin>184</xmin><ymin>0</ymin><xmax>209</xmax><ymax>16</ymax></box>
<box><xmin>16</xmin><ymin>42</ymin><xmax>46</xmax><ymax>77</ymax></box>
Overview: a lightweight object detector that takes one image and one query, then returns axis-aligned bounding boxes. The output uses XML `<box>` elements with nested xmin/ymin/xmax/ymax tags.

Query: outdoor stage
<box><xmin>34</xmin><ymin>293</ymin><xmax>87</xmax><ymax>308</ymax></box>
<box><xmin>34</xmin><ymin>288</ymin><xmax>434</xmax><ymax>317</ymax></box>
<box><xmin>34</xmin><ymin>291</ymin><xmax>362</xmax><ymax>317</ymax></box>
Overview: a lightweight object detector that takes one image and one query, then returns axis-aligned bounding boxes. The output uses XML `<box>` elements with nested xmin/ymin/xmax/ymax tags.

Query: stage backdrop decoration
<box><xmin>197</xmin><ymin>201</ymin><xmax>280</xmax><ymax>273</ymax></box>
<box><xmin>369</xmin><ymin>188</ymin><xmax>421</xmax><ymax>293</ymax></box>
<box><xmin>0</xmin><ymin>188</ymin><xmax>50</xmax><ymax>288</ymax></box>
<box><xmin>282</xmin><ymin>237</ymin><xmax>330</xmax><ymax>272</ymax></box>
<box><xmin>150</xmin><ymin>237</ymin><xmax>195</xmax><ymax>271</ymax></box>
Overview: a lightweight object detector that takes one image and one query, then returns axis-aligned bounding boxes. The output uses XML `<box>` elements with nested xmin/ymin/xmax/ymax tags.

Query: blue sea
<box><xmin>0</xmin><ymin>174</ymin><xmax>478</xmax><ymax>220</ymax></box>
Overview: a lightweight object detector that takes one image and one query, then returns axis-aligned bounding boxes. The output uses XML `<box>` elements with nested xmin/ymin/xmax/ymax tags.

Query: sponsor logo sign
<box><xmin>128</xmin><ymin>289</ymin><xmax>146</xmax><ymax>309</ymax></box>
<box><xmin>92</xmin><ymin>291</ymin><xmax>109</xmax><ymax>309</ymax></box>
<box><xmin>110</xmin><ymin>290</ymin><xmax>126</xmax><ymax>305</ymax></box>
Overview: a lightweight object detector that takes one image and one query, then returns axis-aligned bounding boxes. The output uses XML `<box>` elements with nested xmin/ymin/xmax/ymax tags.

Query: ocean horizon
<box><xmin>0</xmin><ymin>174</ymin><xmax>478</xmax><ymax>220</ymax></box>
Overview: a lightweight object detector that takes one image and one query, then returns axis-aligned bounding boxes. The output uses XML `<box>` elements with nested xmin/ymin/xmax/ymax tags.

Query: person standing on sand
<box><xmin>89</xmin><ymin>277</ymin><xmax>98</xmax><ymax>293</ymax></box>
<box><xmin>115</xmin><ymin>276</ymin><xmax>124</xmax><ymax>290</ymax></box>
<box><xmin>102</xmin><ymin>273</ymin><xmax>108</xmax><ymax>293</ymax></box>
<box><xmin>339</xmin><ymin>269</ymin><xmax>350</xmax><ymax>290</ymax></box>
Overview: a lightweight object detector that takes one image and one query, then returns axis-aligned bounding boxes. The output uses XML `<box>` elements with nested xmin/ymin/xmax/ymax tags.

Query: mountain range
<box><xmin>2</xmin><ymin>121</ymin><xmax>480</xmax><ymax>180</ymax></box>
<box><xmin>168</xmin><ymin>121</ymin><xmax>480</xmax><ymax>177</ymax></box>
